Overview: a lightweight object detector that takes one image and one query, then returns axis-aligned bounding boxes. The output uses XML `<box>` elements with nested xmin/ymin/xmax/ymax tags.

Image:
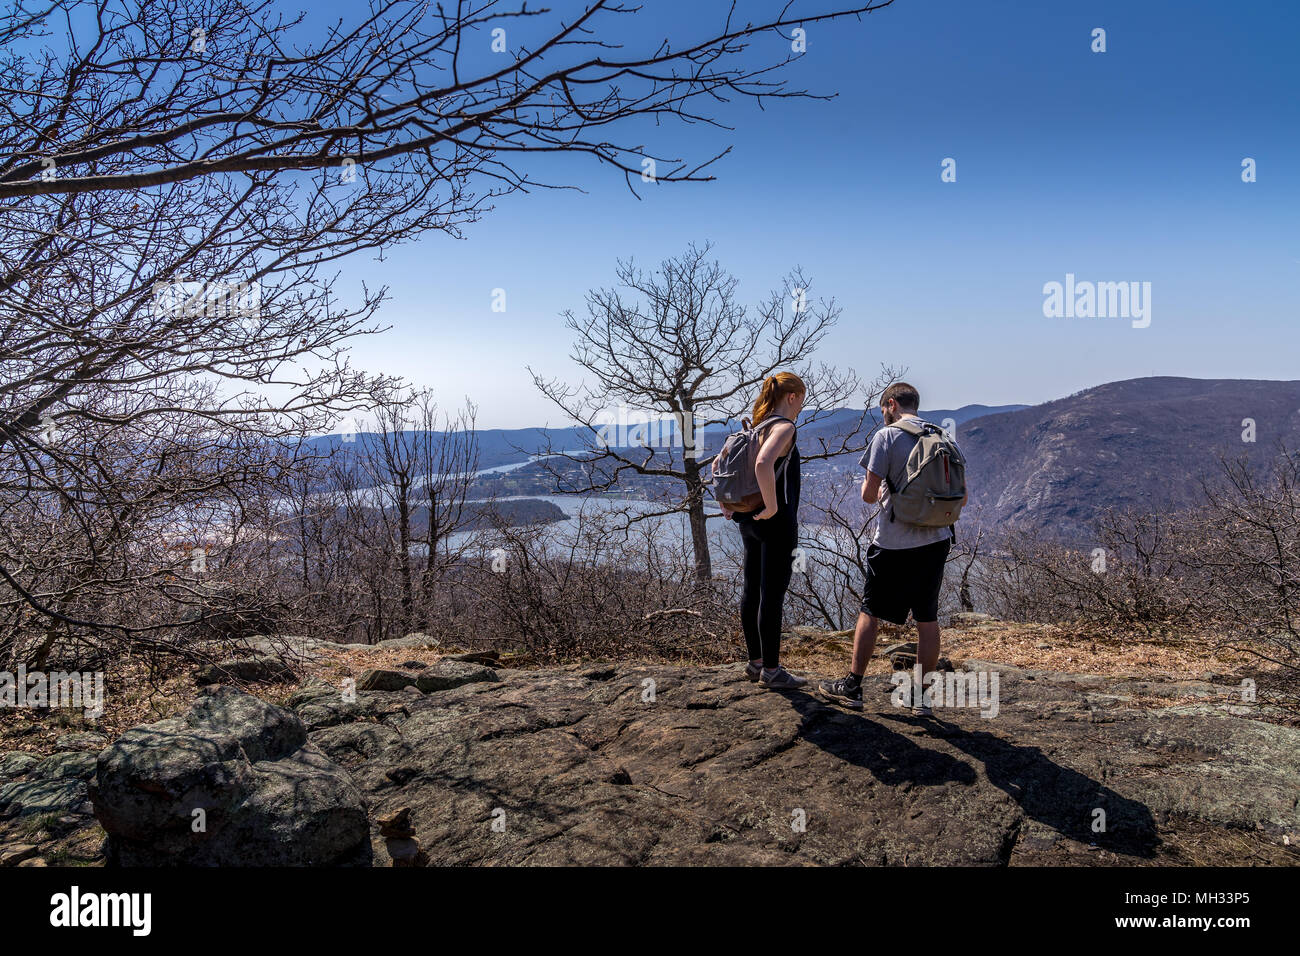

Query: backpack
<box><xmin>883</xmin><ymin>418</ymin><xmax>966</xmax><ymax>529</ymax></box>
<box><xmin>709</xmin><ymin>415</ymin><xmax>796</xmax><ymax>511</ymax></box>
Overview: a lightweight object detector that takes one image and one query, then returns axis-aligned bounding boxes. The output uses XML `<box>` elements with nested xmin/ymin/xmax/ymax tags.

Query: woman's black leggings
<box><xmin>737</xmin><ymin>515</ymin><xmax>797</xmax><ymax>669</ymax></box>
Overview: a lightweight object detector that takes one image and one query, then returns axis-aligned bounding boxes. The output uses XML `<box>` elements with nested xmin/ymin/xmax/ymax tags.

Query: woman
<box><xmin>721</xmin><ymin>372</ymin><xmax>808</xmax><ymax>690</ymax></box>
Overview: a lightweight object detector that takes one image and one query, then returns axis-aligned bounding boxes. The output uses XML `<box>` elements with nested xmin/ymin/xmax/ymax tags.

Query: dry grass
<box><xmin>782</xmin><ymin>620</ymin><xmax>1253</xmax><ymax>683</ymax></box>
<box><xmin>0</xmin><ymin>620</ymin><xmax>1287</xmax><ymax>760</ymax></box>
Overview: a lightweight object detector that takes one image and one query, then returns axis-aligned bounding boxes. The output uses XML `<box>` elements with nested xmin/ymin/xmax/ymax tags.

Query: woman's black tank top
<box><xmin>776</xmin><ymin>442</ymin><xmax>801</xmax><ymax>516</ymax></box>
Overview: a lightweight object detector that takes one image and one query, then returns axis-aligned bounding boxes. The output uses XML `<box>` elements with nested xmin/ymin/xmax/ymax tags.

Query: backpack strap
<box><xmin>753</xmin><ymin>415</ymin><xmax>797</xmax><ymax>502</ymax></box>
<box><xmin>881</xmin><ymin>418</ymin><xmax>928</xmax><ymax>518</ymax></box>
<box><xmin>752</xmin><ymin>413</ymin><xmax>794</xmax><ymax>433</ymax></box>
<box><xmin>886</xmin><ymin>417</ymin><xmax>933</xmax><ymax>438</ymax></box>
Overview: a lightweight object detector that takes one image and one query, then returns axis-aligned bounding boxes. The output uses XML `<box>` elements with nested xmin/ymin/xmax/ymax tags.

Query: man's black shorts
<box><xmin>859</xmin><ymin>537</ymin><xmax>951</xmax><ymax>625</ymax></box>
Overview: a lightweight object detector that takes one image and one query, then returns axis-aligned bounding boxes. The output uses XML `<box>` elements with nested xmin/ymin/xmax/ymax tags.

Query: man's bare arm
<box><xmin>861</xmin><ymin>471</ymin><xmax>884</xmax><ymax>504</ymax></box>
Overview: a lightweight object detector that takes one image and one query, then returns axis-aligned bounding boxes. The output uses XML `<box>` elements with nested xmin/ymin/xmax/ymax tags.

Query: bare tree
<box><xmin>361</xmin><ymin>390</ymin><xmax>480</xmax><ymax>635</ymax></box>
<box><xmin>0</xmin><ymin>0</ymin><xmax>899</xmax><ymax>201</ymax></box>
<box><xmin>532</xmin><ymin>243</ymin><xmax>892</xmax><ymax>580</ymax></box>
<box><xmin>1197</xmin><ymin>451</ymin><xmax>1300</xmax><ymax>697</ymax></box>
<box><xmin>0</xmin><ymin>0</ymin><xmax>899</xmax><ymax>649</ymax></box>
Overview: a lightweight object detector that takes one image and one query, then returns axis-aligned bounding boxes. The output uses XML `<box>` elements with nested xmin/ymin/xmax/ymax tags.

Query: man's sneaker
<box><xmin>744</xmin><ymin>661</ymin><xmax>762</xmax><ymax>682</ymax></box>
<box><xmin>758</xmin><ymin>666</ymin><xmax>808</xmax><ymax>690</ymax></box>
<box><xmin>818</xmin><ymin>675</ymin><xmax>864</xmax><ymax>710</ymax></box>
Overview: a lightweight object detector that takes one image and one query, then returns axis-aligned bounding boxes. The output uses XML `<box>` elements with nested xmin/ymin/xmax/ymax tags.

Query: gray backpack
<box><xmin>884</xmin><ymin>418</ymin><xmax>967</xmax><ymax>528</ymax></box>
<box><xmin>710</xmin><ymin>415</ymin><xmax>795</xmax><ymax>510</ymax></box>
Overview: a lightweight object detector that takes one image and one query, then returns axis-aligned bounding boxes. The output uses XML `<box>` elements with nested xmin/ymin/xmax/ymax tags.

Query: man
<box><xmin>819</xmin><ymin>382</ymin><xmax>966</xmax><ymax>716</ymax></box>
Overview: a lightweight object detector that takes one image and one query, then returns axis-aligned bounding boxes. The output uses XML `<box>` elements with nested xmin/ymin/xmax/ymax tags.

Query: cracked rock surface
<box><xmin>291</xmin><ymin>662</ymin><xmax>1300</xmax><ymax>866</ymax></box>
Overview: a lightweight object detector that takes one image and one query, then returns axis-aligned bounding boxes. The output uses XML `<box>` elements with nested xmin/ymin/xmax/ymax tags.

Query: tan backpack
<box><xmin>884</xmin><ymin>418</ymin><xmax>966</xmax><ymax>528</ymax></box>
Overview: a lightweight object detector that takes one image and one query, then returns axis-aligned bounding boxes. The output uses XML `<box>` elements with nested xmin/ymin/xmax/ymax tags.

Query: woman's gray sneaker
<box><xmin>744</xmin><ymin>662</ymin><xmax>762</xmax><ymax>682</ymax></box>
<box><xmin>758</xmin><ymin>666</ymin><xmax>808</xmax><ymax>690</ymax></box>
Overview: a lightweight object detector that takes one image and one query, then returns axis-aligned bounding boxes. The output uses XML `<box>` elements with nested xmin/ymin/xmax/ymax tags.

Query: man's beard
<box><xmin>882</xmin><ymin>407</ymin><xmax>896</xmax><ymax>424</ymax></box>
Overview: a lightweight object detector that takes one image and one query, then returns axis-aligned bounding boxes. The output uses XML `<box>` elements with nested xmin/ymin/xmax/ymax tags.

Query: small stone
<box><xmin>882</xmin><ymin>642</ymin><xmax>918</xmax><ymax>657</ymax></box>
<box><xmin>0</xmin><ymin>844</ymin><xmax>38</xmax><ymax>867</ymax></box>
<box><xmin>386</xmin><ymin>766</ymin><xmax>418</xmax><ymax>785</ymax></box>
<box><xmin>1035</xmin><ymin>642</ymin><xmax>1053</xmax><ymax>650</ymax></box>
<box><xmin>376</xmin><ymin>806</ymin><xmax>415</xmax><ymax>838</ymax></box>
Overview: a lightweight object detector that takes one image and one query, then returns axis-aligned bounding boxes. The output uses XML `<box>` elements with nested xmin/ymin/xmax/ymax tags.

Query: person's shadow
<box><xmin>781</xmin><ymin>685</ymin><xmax>1158</xmax><ymax>859</ymax></box>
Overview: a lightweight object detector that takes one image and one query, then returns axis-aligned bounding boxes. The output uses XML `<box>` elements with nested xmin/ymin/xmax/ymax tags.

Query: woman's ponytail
<box><xmin>751</xmin><ymin>371</ymin><xmax>806</xmax><ymax>426</ymax></box>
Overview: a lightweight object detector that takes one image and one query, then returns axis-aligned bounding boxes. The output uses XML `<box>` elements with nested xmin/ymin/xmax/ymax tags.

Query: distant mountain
<box><xmin>959</xmin><ymin>377</ymin><xmax>1300</xmax><ymax>541</ymax></box>
<box><xmin>307</xmin><ymin>404</ymin><xmax>1028</xmax><ymax>473</ymax></box>
<box><xmin>795</xmin><ymin>404</ymin><xmax>1028</xmax><ymax>452</ymax></box>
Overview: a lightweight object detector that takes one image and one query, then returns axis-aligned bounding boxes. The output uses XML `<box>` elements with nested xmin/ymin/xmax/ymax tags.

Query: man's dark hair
<box><xmin>881</xmin><ymin>382</ymin><xmax>921</xmax><ymax>412</ymax></box>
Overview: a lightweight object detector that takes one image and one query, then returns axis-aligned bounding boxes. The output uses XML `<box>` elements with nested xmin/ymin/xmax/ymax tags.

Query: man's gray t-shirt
<box><xmin>859</xmin><ymin>420</ymin><xmax>954</xmax><ymax>550</ymax></box>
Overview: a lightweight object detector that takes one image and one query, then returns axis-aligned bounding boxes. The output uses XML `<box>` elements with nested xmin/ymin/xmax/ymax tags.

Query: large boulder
<box><xmin>90</xmin><ymin>685</ymin><xmax>370</xmax><ymax>866</ymax></box>
<box><xmin>357</xmin><ymin>668</ymin><xmax>419</xmax><ymax>692</ymax></box>
<box><xmin>308</xmin><ymin>723</ymin><xmax>402</xmax><ymax>769</ymax></box>
<box><xmin>415</xmin><ymin>659</ymin><xmax>499</xmax><ymax>694</ymax></box>
<box><xmin>374</xmin><ymin>633</ymin><xmax>440</xmax><ymax>651</ymax></box>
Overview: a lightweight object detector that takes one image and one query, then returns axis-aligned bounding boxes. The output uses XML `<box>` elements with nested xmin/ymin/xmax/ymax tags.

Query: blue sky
<box><xmin>321</xmin><ymin>0</ymin><xmax>1299</xmax><ymax>428</ymax></box>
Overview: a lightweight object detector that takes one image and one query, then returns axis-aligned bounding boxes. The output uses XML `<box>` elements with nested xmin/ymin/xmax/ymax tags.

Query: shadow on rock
<box><xmin>781</xmin><ymin>688</ymin><xmax>1158</xmax><ymax>860</ymax></box>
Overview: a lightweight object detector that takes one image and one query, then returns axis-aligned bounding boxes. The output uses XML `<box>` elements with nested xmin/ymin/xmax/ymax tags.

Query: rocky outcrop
<box><xmin>90</xmin><ymin>685</ymin><xmax>370</xmax><ymax>866</ymax></box>
<box><xmin>72</xmin><ymin>657</ymin><xmax>1300</xmax><ymax>867</ymax></box>
<box><xmin>293</xmin><ymin>661</ymin><xmax>1298</xmax><ymax>866</ymax></box>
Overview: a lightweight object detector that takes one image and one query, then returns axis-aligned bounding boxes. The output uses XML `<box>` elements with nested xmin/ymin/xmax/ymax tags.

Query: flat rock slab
<box><xmin>54</xmin><ymin>732</ymin><xmax>109</xmax><ymax>752</ymax></box>
<box><xmin>0</xmin><ymin>843</ymin><xmax>38</xmax><ymax>866</ymax></box>
<box><xmin>0</xmin><ymin>777</ymin><xmax>91</xmax><ymax>819</ymax></box>
<box><xmin>0</xmin><ymin>753</ymin><xmax>38</xmax><ymax>781</ymax></box>
<box><xmin>292</xmin><ymin>663</ymin><xmax>1300</xmax><ymax>866</ymax></box>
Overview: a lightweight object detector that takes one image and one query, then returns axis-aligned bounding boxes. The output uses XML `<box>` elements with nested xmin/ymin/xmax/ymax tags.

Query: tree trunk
<box><xmin>397</xmin><ymin>480</ymin><xmax>412</xmax><ymax>632</ymax></box>
<box><xmin>684</xmin><ymin>462</ymin><xmax>713</xmax><ymax>582</ymax></box>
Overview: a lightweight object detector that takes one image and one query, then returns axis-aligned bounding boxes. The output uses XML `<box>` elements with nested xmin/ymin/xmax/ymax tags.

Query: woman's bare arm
<box><xmin>753</xmin><ymin>422</ymin><xmax>796</xmax><ymax>519</ymax></box>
